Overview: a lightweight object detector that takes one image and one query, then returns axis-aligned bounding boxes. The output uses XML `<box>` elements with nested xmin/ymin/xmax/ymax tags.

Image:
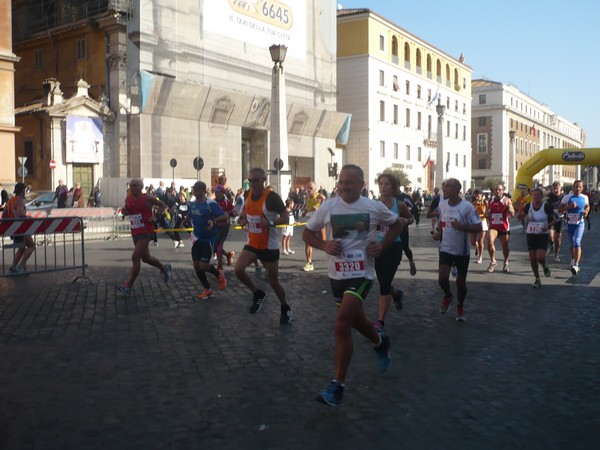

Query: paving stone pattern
<box><xmin>1</xmin><ymin>219</ymin><xmax>599</xmax><ymax>449</ymax></box>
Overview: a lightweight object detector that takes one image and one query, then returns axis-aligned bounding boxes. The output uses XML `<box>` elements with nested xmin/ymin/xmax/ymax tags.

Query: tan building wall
<box><xmin>14</xmin><ymin>21</ymin><xmax>108</xmax><ymax>190</ymax></box>
<box><xmin>0</xmin><ymin>0</ymin><xmax>19</xmax><ymax>186</ymax></box>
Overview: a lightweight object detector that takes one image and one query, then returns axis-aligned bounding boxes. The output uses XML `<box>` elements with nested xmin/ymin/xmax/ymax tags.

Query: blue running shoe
<box><xmin>318</xmin><ymin>380</ymin><xmax>344</xmax><ymax>406</ymax></box>
<box><xmin>116</xmin><ymin>282</ymin><xmax>133</xmax><ymax>295</ymax></box>
<box><xmin>374</xmin><ymin>334</ymin><xmax>392</xmax><ymax>373</ymax></box>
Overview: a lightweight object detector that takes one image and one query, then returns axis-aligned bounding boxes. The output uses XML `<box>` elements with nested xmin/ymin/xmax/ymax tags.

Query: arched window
<box><xmin>445</xmin><ymin>64</ymin><xmax>451</xmax><ymax>87</ymax></box>
<box><xmin>436</xmin><ymin>59</ymin><xmax>442</xmax><ymax>83</ymax></box>
<box><xmin>391</xmin><ymin>36</ymin><xmax>398</xmax><ymax>64</ymax></box>
<box><xmin>404</xmin><ymin>42</ymin><xmax>410</xmax><ymax>69</ymax></box>
<box><xmin>416</xmin><ymin>49</ymin><xmax>422</xmax><ymax>74</ymax></box>
<box><xmin>454</xmin><ymin>68</ymin><xmax>459</xmax><ymax>90</ymax></box>
<box><xmin>427</xmin><ymin>54</ymin><xmax>432</xmax><ymax>79</ymax></box>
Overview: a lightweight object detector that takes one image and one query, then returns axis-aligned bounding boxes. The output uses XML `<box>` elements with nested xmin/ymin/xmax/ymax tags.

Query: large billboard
<box><xmin>204</xmin><ymin>0</ymin><xmax>307</xmax><ymax>60</ymax></box>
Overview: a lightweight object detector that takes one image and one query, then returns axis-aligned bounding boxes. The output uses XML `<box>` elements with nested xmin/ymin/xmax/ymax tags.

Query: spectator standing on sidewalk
<box><xmin>302</xmin><ymin>164</ymin><xmax>403</xmax><ymax>406</ymax></box>
<box><xmin>2</xmin><ymin>182</ymin><xmax>36</xmax><ymax>274</ymax></box>
<box><xmin>302</xmin><ymin>181</ymin><xmax>326</xmax><ymax>272</ymax></box>
<box><xmin>432</xmin><ymin>178</ymin><xmax>482</xmax><ymax>321</ymax></box>
<box><xmin>518</xmin><ymin>188</ymin><xmax>555</xmax><ymax>288</ymax></box>
<box><xmin>116</xmin><ymin>179</ymin><xmax>171</xmax><ymax>295</ymax></box>
<box><xmin>184</xmin><ymin>181</ymin><xmax>228</xmax><ymax>300</ymax></box>
<box><xmin>558</xmin><ymin>180</ymin><xmax>590</xmax><ymax>275</ymax></box>
<box><xmin>234</xmin><ymin>167</ymin><xmax>292</xmax><ymax>325</ymax></box>
<box><xmin>53</xmin><ymin>179</ymin><xmax>68</xmax><ymax>208</ymax></box>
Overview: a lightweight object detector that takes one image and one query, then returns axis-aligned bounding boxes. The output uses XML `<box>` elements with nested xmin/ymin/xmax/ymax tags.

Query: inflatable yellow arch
<box><xmin>512</xmin><ymin>147</ymin><xmax>600</xmax><ymax>199</ymax></box>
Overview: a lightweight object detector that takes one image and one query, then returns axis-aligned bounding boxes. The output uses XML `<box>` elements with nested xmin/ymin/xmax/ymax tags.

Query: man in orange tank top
<box><xmin>234</xmin><ymin>168</ymin><xmax>292</xmax><ymax>324</ymax></box>
<box><xmin>116</xmin><ymin>179</ymin><xmax>171</xmax><ymax>295</ymax></box>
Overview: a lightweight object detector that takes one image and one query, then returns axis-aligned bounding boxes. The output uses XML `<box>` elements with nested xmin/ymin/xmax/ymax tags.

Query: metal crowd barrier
<box><xmin>0</xmin><ymin>217</ymin><xmax>87</xmax><ymax>281</ymax></box>
<box><xmin>49</xmin><ymin>207</ymin><xmax>121</xmax><ymax>240</ymax></box>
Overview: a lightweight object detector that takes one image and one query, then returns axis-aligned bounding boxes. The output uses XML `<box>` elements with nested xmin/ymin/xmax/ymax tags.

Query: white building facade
<box><xmin>337</xmin><ymin>8</ymin><xmax>473</xmax><ymax>194</ymax></box>
<box><xmin>471</xmin><ymin>80</ymin><xmax>586</xmax><ymax>191</ymax></box>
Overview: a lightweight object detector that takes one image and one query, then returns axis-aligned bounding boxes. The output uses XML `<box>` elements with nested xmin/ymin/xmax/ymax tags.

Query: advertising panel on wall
<box><xmin>66</xmin><ymin>116</ymin><xmax>104</xmax><ymax>164</ymax></box>
<box><xmin>204</xmin><ymin>0</ymin><xmax>307</xmax><ymax>60</ymax></box>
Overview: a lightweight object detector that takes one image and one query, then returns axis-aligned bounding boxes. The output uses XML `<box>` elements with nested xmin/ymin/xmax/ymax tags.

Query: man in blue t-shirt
<box><xmin>185</xmin><ymin>181</ymin><xmax>229</xmax><ymax>299</ymax></box>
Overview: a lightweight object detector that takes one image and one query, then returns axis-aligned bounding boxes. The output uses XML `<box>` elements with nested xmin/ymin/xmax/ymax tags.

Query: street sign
<box><xmin>170</xmin><ymin>158</ymin><xmax>178</xmax><ymax>168</ymax></box>
<box><xmin>193</xmin><ymin>156</ymin><xmax>204</xmax><ymax>171</ymax></box>
<box><xmin>18</xmin><ymin>156</ymin><xmax>28</xmax><ymax>165</ymax></box>
<box><xmin>49</xmin><ymin>160</ymin><xmax>57</xmax><ymax>169</ymax></box>
<box><xmin>17</xmin><ymin>166</ymin><xmax>28</xmax><ymax>178</ymax></box>
<box><xmin>273</xmin><ymin>158</ymin><xmax>284</xmax><ymax>170</ymax></box>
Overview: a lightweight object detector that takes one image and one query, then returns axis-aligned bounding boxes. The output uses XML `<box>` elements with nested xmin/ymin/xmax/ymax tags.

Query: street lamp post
<box><xmin>509</xmin><ymin>130</ymin><xmax>516</xmax><ymax>193</ymax></box>
<box><xmin>435</xmin><ymin>98</ymin><xmax>446</xmax><ymax>187</ymax></box>
<box><xmin>269</xmin><ymin>44</ymin><xmax>290</xmax><ymax>197</ymax></box>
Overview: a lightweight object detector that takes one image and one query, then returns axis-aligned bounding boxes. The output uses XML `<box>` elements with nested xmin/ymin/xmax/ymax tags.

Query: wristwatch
<box><xmin>268</xmin><ymin>219</ymin><xmax>275</xmax><ymax>227</ymax></box>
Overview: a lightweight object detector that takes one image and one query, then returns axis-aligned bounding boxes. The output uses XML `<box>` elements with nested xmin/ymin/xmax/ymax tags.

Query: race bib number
<box><xmin>567</xmin><ymin>213</ymin><xmax>581</xmax><ymax>225</ymax></box>
<box><xmin>526</xmin><ymin>221</ymin><xmax>546</xmax><ymax>234</ymax></box>
<box><xmin>491</xmin><ymin>213</ymin><xmax>503</xmax><ymax>225</ymax></box>
<box><xmin>129</xmin><ymin>213</ymin><xmax>144</xmax><ymax>230</ymax></box>
<box><xmin>334</xmin><ymin>250</ymin><xmax>366</xmax><ymax>279</ymax></box>
<box><xmin>247</xmin><ymin>215</ymin><xmax>262</xmax><ymax>234</ymax></box>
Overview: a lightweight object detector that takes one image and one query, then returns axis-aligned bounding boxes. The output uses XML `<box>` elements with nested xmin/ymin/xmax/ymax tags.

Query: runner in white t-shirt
<box><xmin>432</xmin><ymin>178</ymin><xmax>482</xmax><ymax>321</ymax></box>
<box><xmin>302</xmin><ymin>164</ymin><xmax>404</xmax><ymax>407</ymax></box>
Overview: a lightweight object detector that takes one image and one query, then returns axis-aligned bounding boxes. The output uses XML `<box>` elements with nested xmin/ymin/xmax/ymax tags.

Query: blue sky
<box><xmin>337</xmin><ymin>0</ymin><xmax>599</xmax><ymax>147</ymax></box>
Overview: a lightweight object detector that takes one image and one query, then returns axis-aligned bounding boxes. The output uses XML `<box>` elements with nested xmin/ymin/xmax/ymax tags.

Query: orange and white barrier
<box><xmin>1</xmin><ymin>217</ymin><xmax>87</xmax><ymax>280</ymax></box>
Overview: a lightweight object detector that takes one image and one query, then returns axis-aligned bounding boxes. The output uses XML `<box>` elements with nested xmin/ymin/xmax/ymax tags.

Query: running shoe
<box><xmin>227</xmin><ymin>251</ymin><xmax>235</xmax><ymax>265</ymax></box>
<box><xmin>173</xmin><ymin>240</ymin><xmax>179</xmax><ymax>248</ymax></box>
<box><xmin>456</xmin><ymin>304</ymin><xmax>466</xmax><ymax>322</ymax></box>
<box><xmin>217</xmin><ymin>270</ymin><xmax>227</xmax><ymax>290</ymax></box>
<box><xmin>409</xmin><ymin>260</ymin><xmax>417</xmax><ymax>276</ymax></box>
<box><xmin>280</xmin><ymin>304</ymin><xmax>292</xmax><ymax>325</ymax></box>
<box><xmin>374</xmin><ymin>320</ymin><xmax>385</xmax><ymax>334</ymax></box>
<box><xmin>8</xmin><ymin>266</ymin><xmax>18</xmax><ymax>274</ymax></box>
<box><xmin>162</xmin><ymin>263</ymin><xmax>172</xmax><ymax>283</ymax></box>
<box><xmin>288</xmin><ymin>250</ymin><xmax>295</xmax><ymax>254</ymax></box>
<box><xmin>503</xmin><ymin>262</ymin><xmax>510</xmax><ymax>273</ymax></box>
<box><xmin>439</xmin><ymin>294</ymin><xmax>452</xmax><ymax>313</ymax></box>
<box><xmin>554</xmin><ymin>254</ymin><xmax>560</xmax><ymax>262</ymax></box>
<box><xmin>392</xmin><ymin>287</ymin><xmax>404</xmax><ymax>311</ymax></box>
<box><xmin>374</xmin><ymin>334</ymin><xmax>392</xmax><ymax>373</ymax></box>
<box><xmin>198</xmin><ymin>288</ymin><xmax>215</xmax><ymax>300</ymax></box>
<box><xmin>542</xmin><ymin>265</ymin><xmax>551</xmax><ymax>277</ymax></box>
<box><xmin>177</xmin><ymin>241</ymin><xmax>185</xmax><ymax>248</ymax></box>
<box><xmin>302</xmin><ymin>262</ymin><xmax>315</xmax><ymax>272</ymax></box>
<box><xmin>477</xmin><ymin>256</ymin><xmax>483</xmax><ymax>264</ymax></box>
<box><xmin>571</xmin><ymin>265</ymin><xmax>580</xmax><ymax>275</ymax></box>
<box><xmin>487</xmin><ymin>261</ymin><xmax>497</xmax><ymax>273</ymax></box>
<box><xmin>116</xmin><ymin>282</ymin><xmax>133</xmax><ymax>295</ymax></box>
<box><xmin>318</xmin><ymin>380</ymin><xmax>344</xmax><ymax>406</ymax></box>
<box><xmin>249</xmin><ymin>289</ymin><xmax>267</xmax><ymax>314</ymax></box>
<box><xmin>282</xmin><ymin>250</ymin><xmax>290</xmax><ymax>255</ymax></box>
<box><xmin>532</xmin><ymin>278</ymin><xmax>541</xmax><ymax>289</ymax></box>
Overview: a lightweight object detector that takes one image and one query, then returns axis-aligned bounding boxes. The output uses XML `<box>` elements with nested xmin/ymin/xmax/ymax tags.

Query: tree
<box><xmin>481</xmin><ymin>176</ymin><xmax>504</xmax><ymax>190</ymax></box>
<box><xmin>380</xmin><ymin>168</ymin><xmax>411</xmax><ymax>189</ymax></box>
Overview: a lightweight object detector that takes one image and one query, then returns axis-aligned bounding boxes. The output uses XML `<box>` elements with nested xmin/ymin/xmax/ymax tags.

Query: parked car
<box><xmin>25</xmin><ymin>191</ymin><xmax>56</xmax><ymax>214</ymax></box>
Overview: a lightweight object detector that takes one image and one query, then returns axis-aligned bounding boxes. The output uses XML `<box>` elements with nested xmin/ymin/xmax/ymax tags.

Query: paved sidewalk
<box><xmin>1</xmin><ymin>219</ymin><xmax>599</xmax><ymax>449</ymax></box>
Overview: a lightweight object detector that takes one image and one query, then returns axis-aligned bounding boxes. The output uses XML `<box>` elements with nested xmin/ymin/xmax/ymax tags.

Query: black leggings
<box><xmin>375</xmin><ymin>241</ymin><xmax>403</xmax><ymax>295</ymax></box>
<box><xmin>401</xmin><ymin>227</ymin><xmax>413</xmax><ymax>261</ymax></box>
